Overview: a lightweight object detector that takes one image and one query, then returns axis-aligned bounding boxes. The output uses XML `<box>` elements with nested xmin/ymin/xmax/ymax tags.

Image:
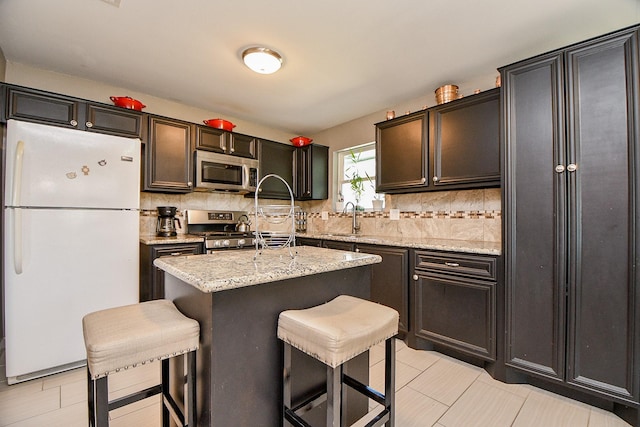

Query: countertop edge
<box><xmin>298</xmin><ymin>233</ymin><xmax>502</xmax><ymax>256</ymax></box>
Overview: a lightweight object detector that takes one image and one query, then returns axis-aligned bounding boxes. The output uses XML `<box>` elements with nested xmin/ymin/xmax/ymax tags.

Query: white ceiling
<box><xmin>0</xmin><ymin>0</ymin><xmax>638</xmax><ymax>135</ymax></box>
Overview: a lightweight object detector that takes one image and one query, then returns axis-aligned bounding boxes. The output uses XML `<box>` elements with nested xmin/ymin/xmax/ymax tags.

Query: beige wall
<box><xmin>0</xmin><ymin>47</ymin><xmax>6</xmax><ymax>82</ymax></box>
<box><xmin>4</xmin><ymin>62</ymin><xmax>292</xmax><ymax>143</ymax></box>
<box><xmin>309</xmin><ymin>70</ymin><xmax>499</xmax><ymax>202</ymax></box>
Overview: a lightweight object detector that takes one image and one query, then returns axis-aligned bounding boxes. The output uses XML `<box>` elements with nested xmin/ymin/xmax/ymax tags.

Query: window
<box><xmin>335</xmin><ymin>142</ymin><xmax>381</xmax><ymax>210</ymax></box>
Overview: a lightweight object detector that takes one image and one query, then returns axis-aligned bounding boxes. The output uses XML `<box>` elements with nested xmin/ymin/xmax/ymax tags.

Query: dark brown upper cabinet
<box><xmin>295</xmin><ymin>144</ymin><xmax>328</xmax><ymax>200</ymax></box>
<box><xmin>196</xmin><ymin>126</ymin><xmax>257</xmax><ymax>159</ymax></box>
<box><xmin>1</xmin><ymin>83</ymin><xmax>145</xmax><ymax>138</ymax></box>
<box><xmin>143</xmin><ymin>115</ymin><xmax>194</xmax><ymax>193</ymax></box>
<box><xmin>429</xmin><ymin>88</ymin><xmax>500</xmax><ymax>189</ymax></box>
<box><xmin>375</xmin><ymin>111</ymin><xmax>428</xmax><ymax>193</ymax></box>
<box><xmin>256</xmin><ymin>139</ymin><xmax>296</xmax><ymax>199</ymax></box>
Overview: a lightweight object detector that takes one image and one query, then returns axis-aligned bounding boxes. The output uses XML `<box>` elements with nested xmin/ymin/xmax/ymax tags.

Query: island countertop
<box><xmin>154</xmin><ymin>245</ymin><xmax>382</xmax><ymax>293</ymax></box>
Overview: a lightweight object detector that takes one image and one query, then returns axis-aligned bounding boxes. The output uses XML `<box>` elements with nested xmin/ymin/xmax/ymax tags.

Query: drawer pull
<box><xmin>170</xmin><ymin>252</ymin><xmax>182</xmax><ymax>256</ymax></box>
<box><xmin>444</xmin><ymin>262</ymin><xmax>460</xmax><ymax>267</ymax></box>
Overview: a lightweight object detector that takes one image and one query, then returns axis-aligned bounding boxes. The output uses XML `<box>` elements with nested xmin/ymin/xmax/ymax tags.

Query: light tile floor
<box><xmin>0</xmin><ymin>339</ymin><xmax>633</xmax><ymax>426</ymax></box>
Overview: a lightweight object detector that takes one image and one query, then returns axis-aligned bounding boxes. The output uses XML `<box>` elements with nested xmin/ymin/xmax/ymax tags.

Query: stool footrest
<box><xmin>284</xmin><ymin>407</ymin><xmax>315</xmax><ymax>427</ymax></box>
<box><xmin>292</xmin><ymin>389</ymin><xmax>327</xmax><ymax>415</ymax></box>
<box><xmin>343</xmin><ymin>374</ymin><xmax>385</xmax><ymax>406</ymax></box>
<box><xmin>109</xmin><ymin>384</ymin><xmax>162</xmax><ymax>412</ymax></box>
<box><xmin>164</xmin><ymin>393</ymin><xmax>185</xmax><ymax>427</ymax></box>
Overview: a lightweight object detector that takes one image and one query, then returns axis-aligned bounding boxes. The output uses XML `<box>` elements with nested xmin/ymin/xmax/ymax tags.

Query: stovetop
<box><xmin>184</xmin><ymin>210</ymin><xmax>255</xmax><ymax>250</ymax></box>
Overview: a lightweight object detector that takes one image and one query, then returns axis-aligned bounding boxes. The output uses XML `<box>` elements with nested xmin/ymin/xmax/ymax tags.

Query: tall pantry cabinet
<box><xmin>501</xmin><ymin>25</ymin><xmax>640</xmax><ymax>421</ymax></box>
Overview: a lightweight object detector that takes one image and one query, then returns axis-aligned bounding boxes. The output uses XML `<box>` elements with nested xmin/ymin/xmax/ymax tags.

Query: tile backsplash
<box><xmin>139</xmin><ymin>188</ymin><xmax>501</xmax><ymax>243</ymax></box>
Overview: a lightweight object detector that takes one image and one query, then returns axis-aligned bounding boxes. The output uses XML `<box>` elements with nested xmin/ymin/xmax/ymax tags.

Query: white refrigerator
<box><xmin>3</xmin><ymin>120</ymin><xmax>140</xmax><ymax>384</ymax></box>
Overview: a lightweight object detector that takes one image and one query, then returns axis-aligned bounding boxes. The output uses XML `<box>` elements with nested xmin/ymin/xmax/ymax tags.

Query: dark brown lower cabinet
<box><xmin>356</xmin><ymin>244</ymin><xmax>409</xmax><ymax>336</ymax></box>
<box><xmin>321</xmin><ymin>240</ymin><xmax>355</xmax><ymax>252</ymax></box>
<box><xmin>412</xmin><ymin>250</ymin><xmax>497</xmax><ymax>361</ymax></box>
<box><xmin>139</xmin><ymin>242</ymin><xmax>202</xmax><ymax>301</ymax></box>
<box><xmin>296</xmin><ymin>237</ymin><xmax>322</xmax><ymax>247</ymax></box>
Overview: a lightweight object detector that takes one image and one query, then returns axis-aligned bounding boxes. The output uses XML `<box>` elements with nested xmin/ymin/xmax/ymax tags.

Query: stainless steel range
<box><xmin>184</xmin><ymin>209</ymin><xmax>255</xmax><ymax>253</ymax></box>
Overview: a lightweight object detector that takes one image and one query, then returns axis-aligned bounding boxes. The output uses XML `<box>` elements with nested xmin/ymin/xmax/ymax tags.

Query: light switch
<box><xmin>390</xmin><ymin>209</ymin><xmax>400</xmax><ymax>220</ymax></box>
<box><xmin>321</xmin><ymin>211</ymin><xmax>329</xmax><ymax>220</ymax></box>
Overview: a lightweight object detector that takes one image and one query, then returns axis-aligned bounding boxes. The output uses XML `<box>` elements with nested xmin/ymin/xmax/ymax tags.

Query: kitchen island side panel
<box><xmin>164</xmin><ymin>265</ymin><xmax>372</xmax><ymax>427</ymax></box>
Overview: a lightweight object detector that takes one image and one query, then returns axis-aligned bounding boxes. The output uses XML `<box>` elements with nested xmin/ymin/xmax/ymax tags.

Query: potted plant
<box><xmin>347</xmin><ymin>151</ymin><xmax>366</xmax><ymax>210</ymax></box>
<box><xmin>346</xmin><ymin>150</ymin><xmax>383</xmax><ymax>211</ymax></box>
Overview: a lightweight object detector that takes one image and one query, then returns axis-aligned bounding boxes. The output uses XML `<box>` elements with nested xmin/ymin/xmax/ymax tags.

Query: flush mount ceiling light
<box><xmin>242</xmin><ymin>47</ymin><xmax>283</xmax><ymax>74</ymax></box>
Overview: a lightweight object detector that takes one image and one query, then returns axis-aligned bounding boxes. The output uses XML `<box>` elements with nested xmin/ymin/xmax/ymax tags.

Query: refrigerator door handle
<box><xmin>12</xmin><ymin>140</ymin><xmax>24</xmax><ymax>206</ymax></box>
<box><xmin>13</xmin><ymin>209</ymin><xmax>23</xmax><ymax>274</ymax></box>
<box><xmin>12</xmin><ymin>140</ymin><xmax>25</xmax><ymax>274</ymax></box>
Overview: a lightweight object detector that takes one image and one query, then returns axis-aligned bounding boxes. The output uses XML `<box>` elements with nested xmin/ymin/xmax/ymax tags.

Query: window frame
<box><xmin>334</xmin><ymin>141</ymin><xmax>380</xmax><ymax>211</ymax></box>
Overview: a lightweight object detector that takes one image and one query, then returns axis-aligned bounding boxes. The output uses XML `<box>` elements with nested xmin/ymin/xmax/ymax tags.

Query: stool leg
<box><xmin>283</xmin><ymin>342</ymin><xmax>293</xmax><ymax>427</ymax></box>
<box><xmin>87</xmin><ymin>367</ymin><xmax>95</xmax><ymax>427</ymax></box>
<box><xmin>326</xmin><ymin>364</ymin><xmax>342</xmax><ymax>427</ymax></box>
<box><xmin>384</xmin><ymin>338</ymin><xmax>396</xmax><ymax>427</ymax></box>
<box><xmin>162</xmin><ymin>359</ymin><xmax>170</xmax><ymax>427</ymax></box>
<box><xmin>95</xmin><ymin>376</ymin><xmax>109</xmax><ymax>427</ymax></box>
<box><xmin>186</xmin><ymin>350</ymin><xmax>197</xmax><ymax>427</ymax></box>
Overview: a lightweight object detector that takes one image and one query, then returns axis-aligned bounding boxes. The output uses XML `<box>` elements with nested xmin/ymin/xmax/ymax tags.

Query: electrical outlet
<box><xmin>321</xmin><ymin>211</ymin><xmax>329</xmax><ymax>220</ymax></box>
<box><xmin>390</xmin><ymin>209</ymin><xmax>400</xmax><ymax>220</ymax></box>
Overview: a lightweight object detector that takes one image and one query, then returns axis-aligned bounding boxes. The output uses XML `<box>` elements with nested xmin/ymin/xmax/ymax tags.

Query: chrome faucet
<box><xmin>343</xmin><ymin>201</ymin><xmax>360</xmax><ymax>234</ymax></box>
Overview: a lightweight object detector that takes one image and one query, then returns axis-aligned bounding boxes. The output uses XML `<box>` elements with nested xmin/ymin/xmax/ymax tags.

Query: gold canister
<box><xmin>435</xmin><ymin>84</ymin><xmax>459</xmax><ymax>104</ymax></box>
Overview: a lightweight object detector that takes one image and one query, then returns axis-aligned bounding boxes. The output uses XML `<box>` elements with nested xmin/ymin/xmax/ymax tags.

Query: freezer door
<box><xmin>5</xmin><ymin>120</ymin><xmax>140</xmax><ymax>209</ymax></box>
<box><xmin>4</xmin><ymin>208</ymin><xmax>139</xmax><ymax>380</ymax></box>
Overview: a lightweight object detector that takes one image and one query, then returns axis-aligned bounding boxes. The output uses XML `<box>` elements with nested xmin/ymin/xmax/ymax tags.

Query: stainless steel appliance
<box><xmin>3</xmin><ymin>120</ymin><xmax>140</xmax><ymax>384</ymax></box>
<box><xmin>185</xmin><ymin>209</ymin><xmax>255</xmax><ymax>253</ymax></box>
<box><xmin>156</xmin><ymin>206</ymin><xmax>181</xmax><ymax>237</ymax></box>
<box><xmin>194</xmin><ymin>151</ymin><xmax>259</xmax><ymax>194</ymax></box>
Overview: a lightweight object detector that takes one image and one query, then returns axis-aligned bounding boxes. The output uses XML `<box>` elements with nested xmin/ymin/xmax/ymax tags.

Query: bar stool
<box><xmin>82</xmin><ymin>299</ymin><xmax>200</xmax><ymax>427</ymax></box>
<box><xmin>278</xmin><ymin>295</ymin><xmax>399</xmax><ymax>427</ymax></box>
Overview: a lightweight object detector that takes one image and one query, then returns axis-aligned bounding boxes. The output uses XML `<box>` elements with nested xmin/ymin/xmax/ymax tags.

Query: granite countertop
<box><xmin>153</xmin><ymin>245</ymin><xmax>382</xmax><ymax>293</ymax></box>
<box><xmin>299</xmin><ymin>233</ymin><xmax>501</xmax><ymax>256</ymax></box>
<box><xmin>139</xmin><ymin>234</ymin><xmax>204</xmax><ymax>245</ymax></box>
<box><xmin>140</xmin><ymin>232</ymin><xmax>501</xmax><ymax>256</ymax></box>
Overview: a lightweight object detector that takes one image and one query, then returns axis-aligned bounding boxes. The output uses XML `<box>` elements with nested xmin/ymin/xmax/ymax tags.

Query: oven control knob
<box><xmin>214</xmin><ymin>240</ymin><xmax>222</xmax><ymax>247</ymax></box>
<box><xmin>238</xmin><ymin>239</ymin><xmax>246</xmax><ymax>246</ymax></box>
<box><xmin>222</xmin><ymin>239</ymin><xmax>230</xmax><ymax>247</ymax></box>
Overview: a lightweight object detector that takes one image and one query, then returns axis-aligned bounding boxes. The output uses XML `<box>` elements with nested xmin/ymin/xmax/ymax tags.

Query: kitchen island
<box><xmin>154</xmin><ymin>246</ymin><xmax>382</xmax><ymax>427</ymax></box>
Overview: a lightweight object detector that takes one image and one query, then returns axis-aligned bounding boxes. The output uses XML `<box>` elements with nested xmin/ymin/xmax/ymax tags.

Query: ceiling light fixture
<box><xmin>242</xmin><ymin>47</ymin><xmax>283</xmax><ymax>74</ymax></box>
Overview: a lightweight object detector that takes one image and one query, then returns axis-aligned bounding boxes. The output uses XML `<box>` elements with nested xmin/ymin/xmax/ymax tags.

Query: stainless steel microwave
<box><xmin>194</xmin><ymin>150</ymin><xmax>259</xmax><ymax>193</ymax></box>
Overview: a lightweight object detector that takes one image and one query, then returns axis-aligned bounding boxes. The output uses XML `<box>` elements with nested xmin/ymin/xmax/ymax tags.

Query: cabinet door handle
<box><xmin>355</xmin><ymin>248</ymin><xmax>360</xmax><ymax>252</ymax></box>
<box><xmin>432</xmin><ymin>176</ymin><xmax>439</xmax><ymax>182</ymax></box>
<box><xmin>444</xmin><ymin>262</ymin><xmax>460</xmax><ymax>267</ymax></box>
<box><xmin>70</xmin><ymin>119</ymin><xmax>78</xmax><ymax>127</ymax></box>
<box><xmin>555</xmin><ymin>165</ymin><xmax>565</xmax><ymax>173</ymax></box>
<box><xmin>567</xmin><ymin>163</ymin><xmax>578</xmax><ymax>172</ymax></box>
<box><xmin>421</xmin><ymin>177</ymin><xmax>426</xmax><ymax>183</ymax></box>
<box><xmin>86</xmin><ymin>121</ymin><xmax>93</xmax><ymax>128</ymax></box>
<box><xmin>412</xmin><ymin>274</ymin><xmax>419</xmax><ymax>281</ymax></box>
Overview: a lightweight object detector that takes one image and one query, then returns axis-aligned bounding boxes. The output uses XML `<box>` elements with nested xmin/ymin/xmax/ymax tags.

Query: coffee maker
<box><xmin>156</xmin><ymin>206</ymin><xmax>181</xmax><ymax>237</ymax></box>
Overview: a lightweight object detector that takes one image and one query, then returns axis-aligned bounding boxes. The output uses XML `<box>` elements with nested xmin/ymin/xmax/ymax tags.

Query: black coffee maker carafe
<box><xmin>156</xmin><ymin>206</ymin><xmax>181</xmax><ymax>237</ymax></box>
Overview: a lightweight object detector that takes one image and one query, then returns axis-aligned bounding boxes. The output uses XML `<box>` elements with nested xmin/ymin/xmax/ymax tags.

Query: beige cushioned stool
<box><xmin>278</xmin><ymin>295</ymin><xmax>399</xmax><ymax>426</ymax></box>
<box><xmin>83</xmin><ymin>300</ymin><xmax>199</xmax><ymax>427</ymax></box>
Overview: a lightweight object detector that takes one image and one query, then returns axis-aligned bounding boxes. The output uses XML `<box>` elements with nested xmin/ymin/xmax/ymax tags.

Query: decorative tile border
<box><xmin>306</xmin><ymin>210</ymin><xmax>501</xmax><ymax>219</ymax></box>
